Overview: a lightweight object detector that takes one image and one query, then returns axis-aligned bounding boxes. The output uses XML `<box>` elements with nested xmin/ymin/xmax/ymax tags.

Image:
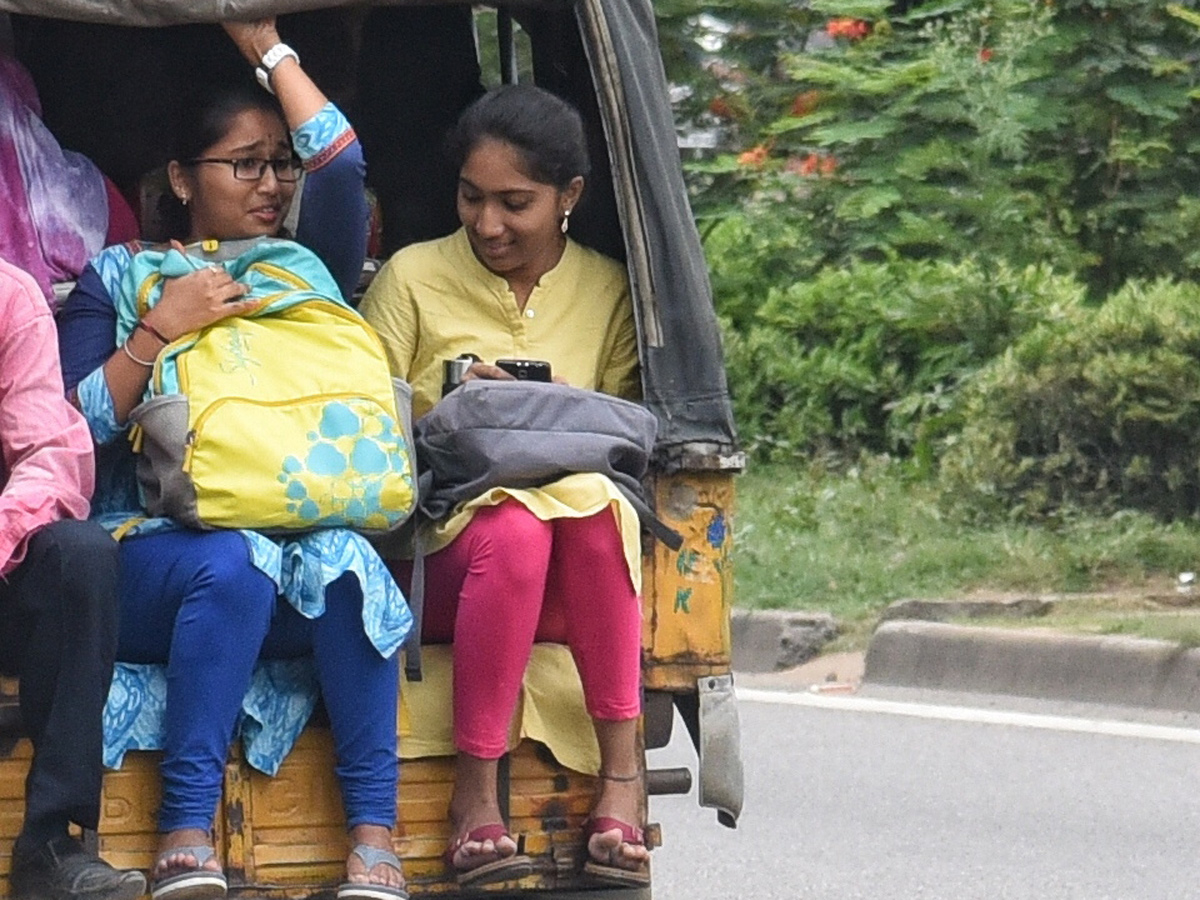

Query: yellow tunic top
<box><xmin>360</xmin><ymin>227</ymin><xmax>639</xmax><ymax>420</ymax></box>
<box><xmin>361</xmin><ymin>229</ymin><xmax>644</xmax><ymax>774</ymax></box>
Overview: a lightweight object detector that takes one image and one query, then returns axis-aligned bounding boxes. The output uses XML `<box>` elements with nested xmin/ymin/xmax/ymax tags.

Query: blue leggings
<box><xmin>118</xmin><ymin>530</ymin><xmax>398</xmax><ymax>832</ymax></box>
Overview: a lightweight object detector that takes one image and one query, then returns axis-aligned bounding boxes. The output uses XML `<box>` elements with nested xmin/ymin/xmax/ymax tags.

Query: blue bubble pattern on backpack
<box><xmin>118</xmin><ymin>238</ymin><xmax>415</xmax><ymax>533</ymax></box>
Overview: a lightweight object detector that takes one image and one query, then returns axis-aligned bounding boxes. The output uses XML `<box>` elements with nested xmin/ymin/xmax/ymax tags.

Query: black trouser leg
<box><xmin>0</xmin><ymin>520</ymin><xmax>119</xmax><ymax>844</ymax></box>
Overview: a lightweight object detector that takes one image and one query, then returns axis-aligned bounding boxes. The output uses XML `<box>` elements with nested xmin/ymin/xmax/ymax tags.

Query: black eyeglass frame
<box><xmin>184</xmin><ymin>157</ymin><xmax>305</xmax><ymax>183</ymax></box>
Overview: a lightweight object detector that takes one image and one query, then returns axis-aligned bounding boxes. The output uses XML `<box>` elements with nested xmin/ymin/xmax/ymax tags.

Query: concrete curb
<box><xmin>730</xmin><ymin>609</ymin><xmax>838</xmax><ymax>673</ymax></box>
<box><xmin>865</xmin><ymin>621</ymin><xmax>1200</xmax><ymax>712</ymax></box>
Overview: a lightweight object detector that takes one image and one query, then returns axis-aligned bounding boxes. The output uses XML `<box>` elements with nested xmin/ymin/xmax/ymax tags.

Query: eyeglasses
<box><xmin>185</xmin><ymin>157</ymin><xmax>304</xmax><ymax>183</ymax></box>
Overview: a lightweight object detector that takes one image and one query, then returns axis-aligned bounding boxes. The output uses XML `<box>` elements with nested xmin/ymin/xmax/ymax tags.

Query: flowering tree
<box><xmin>656</xmin><ymin>1</ymin><xmax>1200</xmax><ymax>469</ymax></box>
<box><xmin>658</xmin><ymin>0</ymin><xmax>1200</xmax><ymax>301</ymax></box>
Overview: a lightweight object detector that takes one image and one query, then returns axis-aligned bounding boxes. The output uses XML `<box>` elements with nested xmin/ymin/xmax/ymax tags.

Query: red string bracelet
<box><xmin>136</xmin><ymin>320</ymin><xmax>170</xmax><ymax>345</ymax></box>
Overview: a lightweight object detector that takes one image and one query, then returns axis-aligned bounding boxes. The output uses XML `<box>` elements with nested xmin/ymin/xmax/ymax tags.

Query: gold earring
<box><xmin>560</xmin><ymin>208</ymin><xmax>572</xmax><ymax>234</ymax></box>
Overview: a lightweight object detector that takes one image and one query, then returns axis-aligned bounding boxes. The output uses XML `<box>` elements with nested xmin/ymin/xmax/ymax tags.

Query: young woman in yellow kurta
<box><xmin>360</xmin><ymin>84</ymin><xmax>650</xmax><ymax>890</ymax></box>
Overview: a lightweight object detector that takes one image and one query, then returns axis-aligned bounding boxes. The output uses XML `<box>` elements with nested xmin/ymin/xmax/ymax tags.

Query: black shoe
<box><xmin>11</xmin><ymin>835</ymin><xmax>147</xmax><ymax>900</ymax></box>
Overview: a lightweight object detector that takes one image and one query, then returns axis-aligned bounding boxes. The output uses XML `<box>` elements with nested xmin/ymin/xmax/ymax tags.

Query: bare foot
<box><xmin>153</xmin><ymin>828</ymin><xmax>223</xmax><ymax>880</ymax></box>
<box><xmin>587</xmin><ymin>776</ymin><xmax>650</xmax><ymax>872</ymax></box>
<box><xmin>344</xmin><ymin>825</ymin><xmax>406</xmax><ymax>891</ymax></box>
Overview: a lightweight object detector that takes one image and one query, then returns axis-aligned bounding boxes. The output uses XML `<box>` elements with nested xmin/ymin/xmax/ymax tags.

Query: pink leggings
<box><xmin>393</xmin><ymin>500</ymin><xmax>642</xmax><ymax>759</ymax></box>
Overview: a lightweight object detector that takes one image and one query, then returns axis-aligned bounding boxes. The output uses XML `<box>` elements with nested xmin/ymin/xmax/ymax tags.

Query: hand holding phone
<box><xmin>495</xmin><ymin>359</ymin><xmax>553</xmax><ymax>382</ymax></box>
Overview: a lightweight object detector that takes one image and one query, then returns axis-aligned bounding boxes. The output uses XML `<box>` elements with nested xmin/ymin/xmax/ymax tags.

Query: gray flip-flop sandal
<box><xmin>336</xmin><ymin>844</ymin><xmax>410</xmax><ymax>900</ymax></box>
<box><xmin>150</xmin><ymin>845</ymin><xmax>228</xmax><ymax>900</ymax></box>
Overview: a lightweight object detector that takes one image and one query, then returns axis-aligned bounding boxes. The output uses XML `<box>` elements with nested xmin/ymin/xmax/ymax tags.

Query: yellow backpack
<box><xmin>122</xmin><ymin>239</ymin><xmax>415</xmax><ymax>533</ymax></box>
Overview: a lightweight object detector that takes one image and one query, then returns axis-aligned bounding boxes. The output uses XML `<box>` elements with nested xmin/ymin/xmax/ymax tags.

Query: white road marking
<box><xmin>736</xmin><ymin>687</ymin><xmax>1200</xmax><ymax>744</ymax></box>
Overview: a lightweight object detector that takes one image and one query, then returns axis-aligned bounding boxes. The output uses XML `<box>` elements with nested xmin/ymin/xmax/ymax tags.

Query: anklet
<box><xmin>598</xmin><ymin>771</ymin><xmax>641</xmax><ymax>782</ymax></box>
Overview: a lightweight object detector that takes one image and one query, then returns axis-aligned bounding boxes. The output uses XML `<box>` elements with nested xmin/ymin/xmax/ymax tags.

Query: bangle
<box><xmin>122</xmin><ymin>339</ymin><xmax>156</xmax><ymax>368</ymax></box>
<box><xmin>136</xmin><ymin>320</ymin><xmax>170</xmax><ymax>345</ymax></box>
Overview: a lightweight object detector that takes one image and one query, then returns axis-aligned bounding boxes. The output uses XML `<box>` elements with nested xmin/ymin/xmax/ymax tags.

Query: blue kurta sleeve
<box><xmin>293</xmin><ymin>103</ymin><xmax>369</xmax><ymax>301</ymax></box>
<box><xmin>58</xmin><ymin>263</ymin><xmax>117</xmax><ymax>394</ymax></box>
<box><xmin>57</xmin><ymin>261</ymin><xmax>128</xmax><ymax>445</ymax></box>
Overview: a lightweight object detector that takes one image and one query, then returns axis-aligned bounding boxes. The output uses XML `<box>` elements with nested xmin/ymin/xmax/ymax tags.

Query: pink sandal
<box><xmin>443</xmin><ymin>823</ymin><xmax>532</xmax><ymax>887</ymax></box>
<box><xmin>582</xmin><ymin>817</ymin><xmax>651</xmax><ymax>887</ymax></box>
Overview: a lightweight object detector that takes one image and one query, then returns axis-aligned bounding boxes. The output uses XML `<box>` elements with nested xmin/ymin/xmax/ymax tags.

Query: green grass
<box><xmin>963</xmin><ymin>608</ymin><xmax>1200</xmax><ymax>648</ymax></box>
<box><xmin>733</xmin><ymin>458</ymin><xmax>1200</xmax><ymax>648</ymax></box>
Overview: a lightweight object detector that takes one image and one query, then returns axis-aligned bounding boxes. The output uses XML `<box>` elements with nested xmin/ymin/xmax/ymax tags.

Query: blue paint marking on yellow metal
<box><xmin>706</xmin><ymin>511</ymin><xmax>726</xmax><ymax>549</ymax></box>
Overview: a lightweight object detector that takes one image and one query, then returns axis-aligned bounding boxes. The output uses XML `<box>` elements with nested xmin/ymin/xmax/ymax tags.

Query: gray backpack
<box><xmin>417</xmin><ymin>380</ymin><xmax>676</xmax><ymax>539</ymax></box>
<box><xmin>402</xmin><ymin>380</ymin><xmax>682</xmax><ymax>680</ymax></box>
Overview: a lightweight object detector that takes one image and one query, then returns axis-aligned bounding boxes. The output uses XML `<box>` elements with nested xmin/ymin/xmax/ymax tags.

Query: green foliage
<box><xmin>473</xmin><ymin>9</ymin><xmax>534</xmax><ymax>86</ymax></box>
<box><xmin>940</xmin><ymin>279</ymin><xmax>1200</xmax><ymax>520</ymax></box>
<box><xmin>663</xmin><ymin>0</ymin><xmax>1200</xmax><ymax>295</ymax></box>
<box><xmin>660</xmin><ymin>0</ymin><xmax>1200</xmax><ymax>527</ymax></box>
<box><xmin>717</xmin><ymin>249</ymin><xmax>1083</xmax><ymax>463</ymax></box>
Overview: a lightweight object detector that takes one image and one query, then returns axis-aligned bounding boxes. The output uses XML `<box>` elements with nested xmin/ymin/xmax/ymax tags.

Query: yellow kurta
<box><xmin>361</xmin><ymin>228</ymin><xmax>643</xmax><ymax>773</ymax></box>
<box><xmin>360</xmin><ymin>227</ymin><xmax>639</xmax><ymax>420</ymax></box>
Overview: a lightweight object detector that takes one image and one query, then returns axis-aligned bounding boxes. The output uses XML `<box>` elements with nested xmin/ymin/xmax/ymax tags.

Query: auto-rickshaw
<box><xmin>0</xmin><ymin>1</ymin><xmax>745</xmax><ymax>896</ymax></box>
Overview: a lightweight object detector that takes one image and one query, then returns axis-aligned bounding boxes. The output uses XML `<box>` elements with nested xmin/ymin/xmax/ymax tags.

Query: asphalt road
<box><xmin>646</xmin><ymin>690</ymin><xmax>1200</xmax><ymax>900</ymax></box>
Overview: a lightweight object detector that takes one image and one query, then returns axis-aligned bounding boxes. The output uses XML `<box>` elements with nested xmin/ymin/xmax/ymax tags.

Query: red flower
<box><xmin>784</xmin><ymin>156</ymin><xmax>806</xmax><ymax>176</ymax></box>
<box><xmin>737</xmin><ymin>144</ymin><xmax>770</xmax><ymax>168</ymax></box>
<box><xmin>790</xmin><ymin>90</ymin><xmax>821</xmax><ymax>118</ymax></box>
<box><xmin>978</xmin><ymin>47</ymin><xmax>994</xmax><ymax>62</ymax></box>
<box><xmin>826</xmin><ymin>18</ymin><xmax>870</xmax><ymax>40</ymax></box>
<box><xmin>709</xmin><ymin>96</ymin><xmax>736</xmax><ymax>120</ymax></box>
<box><xmin>785</xmin><ymin>153</ymin><xmax>837</xmax><ymax>178</ymax></box>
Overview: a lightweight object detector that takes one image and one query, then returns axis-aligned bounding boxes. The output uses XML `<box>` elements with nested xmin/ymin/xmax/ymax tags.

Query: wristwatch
<box><xmin>255</xmin><ymin>43</ymin><xmax>300</xmax><ymax>95</ymax></box>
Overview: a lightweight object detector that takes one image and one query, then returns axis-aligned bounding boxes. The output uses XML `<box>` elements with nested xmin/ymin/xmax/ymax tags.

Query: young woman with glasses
<box><xmin>54</xmin><ymin>17</ymin><xmax>408</xmax><ymax>900</ymax></box>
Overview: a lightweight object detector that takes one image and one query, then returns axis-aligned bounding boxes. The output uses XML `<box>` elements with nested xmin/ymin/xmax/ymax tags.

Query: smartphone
<box><xmin>496</xmin><ymin>358</ymin><xmax>553</xmax><ymax>382</ymax></box>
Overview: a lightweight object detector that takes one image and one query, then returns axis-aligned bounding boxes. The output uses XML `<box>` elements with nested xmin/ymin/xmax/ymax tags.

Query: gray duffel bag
<box><xmin>416</xmin><ymin>379</ymin><xmax>679</xmax><ymax>548</ymax></box>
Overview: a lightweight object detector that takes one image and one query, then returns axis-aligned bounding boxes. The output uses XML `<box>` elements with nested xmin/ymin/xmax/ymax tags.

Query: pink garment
<box><xmin>0</xmin><ymin>53</ymin><xmax>108</xmax><ymax>305</ymax></box>
<box><xmin>0</xmin><ymin>258</ymin><xmax>95</xmax><ymax>576</ymax></box>
<box><xmin>394</xmin><ymin>500</ymin><xmax>643</xmax><ymax>759</ymax></box>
